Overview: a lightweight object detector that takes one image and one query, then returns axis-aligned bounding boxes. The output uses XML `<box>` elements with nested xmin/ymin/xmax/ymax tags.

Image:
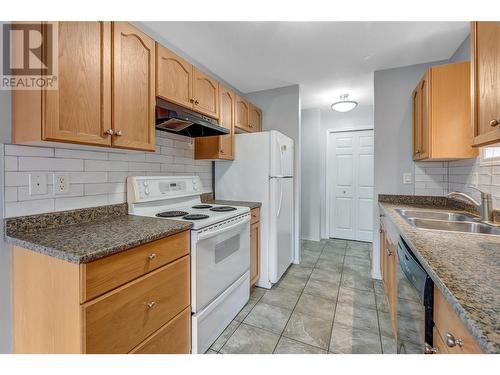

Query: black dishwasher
<box><xmin>396</xmin><ymin>237</ymin><xmax>434</xmax><ymax>354</ymax></box>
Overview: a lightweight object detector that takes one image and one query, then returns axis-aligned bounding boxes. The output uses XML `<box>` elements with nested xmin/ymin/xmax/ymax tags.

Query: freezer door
<box><xmin>269</xmin><ymin>177</ymin><xmax>294</xmax><ymax>283</ymax></box>
<box><xmin>270</xmin><ymin>131</ymin><xmax>294</xmax><ymax>177</ymax></box>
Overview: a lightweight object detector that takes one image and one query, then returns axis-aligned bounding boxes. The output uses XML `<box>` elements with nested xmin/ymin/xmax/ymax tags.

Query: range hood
<box><xmin>155</xmin><ymin>98</ymin><xmax>229</xmax><ymax>138</ymax></box>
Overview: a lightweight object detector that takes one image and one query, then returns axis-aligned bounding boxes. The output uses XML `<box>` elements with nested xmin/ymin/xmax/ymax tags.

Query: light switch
<box><xmin>403</xmin><ymin>173</ymin><xmax>412</xmax><ymax>184</ymax></box>
<box><xmin>29</xmin><ymin>173</ymin><xmax>48</xmax><ymax>195</ymax></box>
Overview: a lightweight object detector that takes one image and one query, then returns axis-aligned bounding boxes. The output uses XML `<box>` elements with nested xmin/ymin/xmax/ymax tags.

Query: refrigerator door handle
<box><xmin>277</xmin><ymin>178</ymin><xmax>284</xmax><ymax>217</ymax></box>
<box><xmin>269</xmin><ymin>175</ymin><xmax>293</xmax><ymax>179</ymax></box>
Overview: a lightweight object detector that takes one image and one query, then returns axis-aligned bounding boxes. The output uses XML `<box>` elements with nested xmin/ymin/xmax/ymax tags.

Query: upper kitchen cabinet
<box><xmin>249</xmin><ymin>103</ymin><xmax>263</xmax><ymax>132</ymax></box>
<box><xmin>412</xmin><ymin>61</ymin><xmax>477</xmax><ymax>161</ymax></box>
<box><xmin>194</xmin><ymin>84</ymin><xmax>234</xmax><ymax>160</ymax></box>
<box><xmin>12</xmin><ymin>22</ymin><xmax>156</xmax><ymax>152</ymax></box>
<box><xmin>156</xmin><ymin>44</ymin><xmax>193</xmax><ymax>109</ymax></box>
<box><xmin>156</xmin><ymin>44</ymin><xmax>219</xmax><ymax>119</ymax></box>
<box><xmin>13</xmin><ymin>22</ymin><xmax>112</xmax><ymax>147</ymax></box>
<box><xmin>471</xmin><ymin>22</ymin><xmax>500</xmax><ymax>147</ymax></box>
<box><xmin>112</xmin><ymin>22</ymin><xmax>156</xmax><ymax>151</ymax></box>
<box><xmin>192</xmin><ymin>68</ymin><xmax>219</xmax><ymax>119</ymax></box>
<box><xmin>235</xmin><ymin>96</ymin><xmax>250</xmax><ymax>132</ymax></box>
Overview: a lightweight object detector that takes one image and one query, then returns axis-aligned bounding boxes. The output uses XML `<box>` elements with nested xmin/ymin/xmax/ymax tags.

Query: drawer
<box><xmin>251</xmin><ymin>207</ymin><xmax>260</xmax><ymax>224</ymax></box>
<box><xmin>130</xmin><ymin>307</ymin><xmax>191</xmax><ymax>354</ymax></box>
<box><xmin>433</xmin><ymin>287</ymin><xmax>483</xmax><ymax>354</ymax></box>
<box><xmin>433</xmin><ymin>327</ymin><xmax>449</xmax><ymax>354</ymax></box>
<box><xmin>84</xmin><ymin>255</ymin><xmax>190</xmax><ymax>354</ymax></box>
<box><xmin>82</xmin><ymin>230</ymin><xmax>189</xmax><ymax>301</ymax></box>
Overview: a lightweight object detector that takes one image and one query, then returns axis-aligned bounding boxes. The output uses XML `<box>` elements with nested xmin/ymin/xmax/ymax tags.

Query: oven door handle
<box><xmin>197</xmin><ymin>216</ymin><xmax>250</xmax><ymax>241</ymax></box>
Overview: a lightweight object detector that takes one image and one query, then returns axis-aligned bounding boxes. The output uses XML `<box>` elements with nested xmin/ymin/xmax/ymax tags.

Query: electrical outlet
<box><xmin>53</xmin><ymin>173</ymin><xmax>70</xmax><ymax>194</ymax></box>
<box><xmin>403</xmin><ymin>173</ymin><xmax>412</xmax><ymax>185</ymax></box>
<box><xmin>472</xmin><ymin>172</ymin><xmax>479</xmax><ymax>187</ymax></box>
<box><xmin>29</xmin><ymin>173</ymin><xmax>48</xmax><ymax>195</ymax></box>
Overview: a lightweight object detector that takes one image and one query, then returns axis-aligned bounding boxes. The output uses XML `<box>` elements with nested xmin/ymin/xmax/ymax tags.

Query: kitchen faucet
<box><xmin>447</xmin><ymin>188</ymin><xmax>493</xmax><ymax>223</ymax></box>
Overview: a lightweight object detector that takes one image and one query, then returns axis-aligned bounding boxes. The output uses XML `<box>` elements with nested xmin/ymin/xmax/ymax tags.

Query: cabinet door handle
<box><xmin>190</xmin><ymin>98</ymin><xmax>195</xmax><ymax>103</ymax></box>
<box><xmin>105</xmin><ymin>128</ymin><xmax>114</xmax><ymax>136</ymax></box>
<box><xmin>146</xmin><ymin>301</ymin><xmax>157</xmax><ymax>309</ymax></box>
<box><xmin>148</xmin><ymin>253</ymin><xmax>157</xmax><ymax>260</ymax></box>
<box><xmin>386</xmin><ymin>249</ymin><xmax>393</xmax><ymax>256</ymax></box>
<box><xmin>115</xmin><ymin>130</ymin><xmax>123</xmax><ymax>136</ymax></box>
<box><xmin>490</xmin><ymin>119</ymin><xmax>499</xmax><ymax>127</ymax></box>
<box><xmin>194</xmin><ymin>100</ymin><xmax>199</xmax><ymax>105</ymax></box>
<box><xmin>445</xmin><ymin>333</ymin><xmax>463</xmax><ymax>348</ymax></box>
<box><xmin>220</xmin><ymin>149</ymin><xmax>225</xmax><ymax>154</ymax></box>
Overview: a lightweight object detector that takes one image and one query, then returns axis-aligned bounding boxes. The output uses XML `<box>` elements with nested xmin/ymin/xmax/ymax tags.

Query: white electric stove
<box><xmin>127</xmin><ymin>176</ymin><xmax>251</xmax><ymax>354</ymax></box>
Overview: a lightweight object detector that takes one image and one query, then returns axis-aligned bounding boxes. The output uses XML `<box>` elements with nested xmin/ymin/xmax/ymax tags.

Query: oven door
<box><xmin>191</xmin><ymin>214</ymin><xmax>251</xmax><ymax>312</ymax></box>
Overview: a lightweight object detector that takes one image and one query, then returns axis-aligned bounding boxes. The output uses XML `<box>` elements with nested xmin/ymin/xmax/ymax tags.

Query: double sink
<box><xmin>396</xmin><ymin>209</ymin><xmax>500</xmax><ymax>235</ymax></box>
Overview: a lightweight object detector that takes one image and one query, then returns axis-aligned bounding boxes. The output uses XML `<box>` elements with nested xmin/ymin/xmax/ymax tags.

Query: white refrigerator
<box><xmin>215</xmin><ymin>130</ymin><xmax>294</xmax><ymax>289</ymax></box>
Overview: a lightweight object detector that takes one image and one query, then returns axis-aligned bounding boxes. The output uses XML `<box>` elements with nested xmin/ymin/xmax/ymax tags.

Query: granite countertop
<box><xmin>4</xmin><ymin>204</ymin><xmax>192</xmax><ymax>264</ymax></box>
<box><xmin>378</xmin><ymin>197</ymin><xmax>500</xmax><ymax>353</ymax></box>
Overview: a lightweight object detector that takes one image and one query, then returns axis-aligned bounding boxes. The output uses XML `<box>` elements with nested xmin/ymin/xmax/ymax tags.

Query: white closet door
<box><xmin>328</xmin><ymin>130</ymin><xmax>374</xmax><ymax>242</ymax></box>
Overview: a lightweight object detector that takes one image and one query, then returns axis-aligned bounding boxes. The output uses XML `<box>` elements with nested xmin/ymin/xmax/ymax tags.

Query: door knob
<box><xmin>490</xmin><ymin>119</ymin><xmax>499</xmax><ymax>127</ymax></box>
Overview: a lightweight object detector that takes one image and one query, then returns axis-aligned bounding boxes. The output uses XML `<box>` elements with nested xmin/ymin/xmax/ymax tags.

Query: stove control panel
<box><xmin>127</xmin><ymin>176</ymin><xmax>203</xmax><ymax>203</ymax></box>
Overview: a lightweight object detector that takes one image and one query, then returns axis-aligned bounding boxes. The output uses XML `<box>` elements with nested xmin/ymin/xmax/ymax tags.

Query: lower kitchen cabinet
<box><xmin>380</xmin><ymin>219</ymin><xmax>397</xmax><ymax>336</ymax></box>
<box><xmin>12</xmin><ymin>231</ymin><xmax>191</xmax><ymax>354</ymax></box>
<box><xmin>250</xmin><ymin>208</ymin><xmax>260</xmax><ymax>288</ymax></box>
<box><xmin>433</xmin><ymin>287</ymin><xmax>483</xmax><ymax>354</ymax></box>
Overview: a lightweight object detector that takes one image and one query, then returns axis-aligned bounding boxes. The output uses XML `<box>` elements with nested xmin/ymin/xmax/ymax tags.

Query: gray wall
<box><xmin>372</xmin><ymin>59</ymin><xmax>447</xmax><ymax>279</ymax></box>
<box><xmin>245</xmin><ymin>85</ymin><xmax>302</xmax><ymax>263</ymax></box>
<box><xmin>300</xmin><ymin>109</ymin><xmax>321</xmax><ymax>241</ymax></box>
<box><xmin>449</xmin><ymin>35</ymin><xmax>470</xmax><ymax>63</ymax></box>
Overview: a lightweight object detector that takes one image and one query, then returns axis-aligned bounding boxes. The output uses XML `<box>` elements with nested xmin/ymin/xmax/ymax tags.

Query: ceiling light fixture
<box><xmin>331</xmin><ymin>94</ymin><xmax>358</xmax><ymax>112</ymax></box>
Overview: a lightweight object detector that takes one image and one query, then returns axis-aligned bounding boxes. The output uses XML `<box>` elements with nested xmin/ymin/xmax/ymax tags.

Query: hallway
<box><xmin>206</xmin><ymin>238</ymin><xmax>397</xmax><ymax>354</ymax></box>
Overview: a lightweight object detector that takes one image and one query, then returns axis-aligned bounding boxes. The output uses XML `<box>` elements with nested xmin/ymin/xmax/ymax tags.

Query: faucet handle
<box><xmin>468</xmin><ymin>186</ymin><xmax>491</xmax><ymax>200</ymax></box>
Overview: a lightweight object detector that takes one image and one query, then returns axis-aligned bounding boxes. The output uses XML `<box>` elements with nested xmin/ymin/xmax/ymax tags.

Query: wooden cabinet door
<box><xmin>192</xmin><ymin>67</ymin><xmax>219</xmax><ymax>119</ymax></box>
<box><xmin>112</xmin><ymin>22</ymin><xmax>155</xmax><ymax>151</ymax></box>
<box><xmin>471</xmin><ymin>22</ymin><xmax>500</xmax><ymax>147</ymax></box>
<box><xmin>249</xmin><ymin>103</ymin><xmax>262</xmax><ymax>132</ymax></box>
<box><xmin>218</xmin><ymin>85</ymin><xmax>235</xmax><ymax>159</ymax></box>
<box><xmin>250</xmin><ymin>222</ymin><xmax>260</xmax><ymax>287</ymax></box>
<box><xmin>420</xmin><ymin>76</ymin><xmax>430</xmax><ymax>159</ymax></box>
<box><xmin>44</xmin><ymin>22</ymin><xmax>112</xmax><ymax>146</ymax></box>
<box><xmin>156</xmin><ymin>44</ymin><xmax>193</xmax><ymax>109</ymax></box>
<box><xmin>235</xmin><ymin>96</ymin><xmax>250</xmax><ymax>131</ymax></box>
<box><xmin>412</xmin><ymin>86</ymin><xmax>422</xmax><ymax>160</ymax></box>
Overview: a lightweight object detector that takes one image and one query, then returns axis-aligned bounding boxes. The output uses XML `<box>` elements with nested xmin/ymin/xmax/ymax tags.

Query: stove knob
<box><xmin>143</xmin><ymin>180</ymin><xmax>149</xmax><ymax>187</ymax></box>
<box><xmin>144</xmin><ymin>188</ymin><xmax>150</xmax><ymax>195</ymax></box>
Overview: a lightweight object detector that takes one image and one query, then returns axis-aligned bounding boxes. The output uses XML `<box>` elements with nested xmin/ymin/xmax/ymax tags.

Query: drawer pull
<box><xmin>148</xmin><ymin>253</ymin><xmax>157</xmax><ymax>260</ymax></box>
<box><xmin>146</xmin><ymin>301</ymin><xmax>157</xmax><ymax>309</ymax></box>
<box><xmin>424</xmin><ymin>343</ymin><xmax>437</xmax><ymax>354</ymax></box>
<box><xmin>445</xmin><ymin>332</ymin><xmax>463</xmax><ymax>348</ymax></box>
<box><xmin>490</xmin><ymin>119</ymin><xmax>499</xmax><ymax>127</ymax></box>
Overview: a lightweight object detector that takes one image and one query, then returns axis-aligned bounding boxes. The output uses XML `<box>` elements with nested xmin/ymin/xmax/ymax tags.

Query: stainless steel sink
<box><xmin>396</xmin><ymin>208</ymin><xmax>477</xmax><ymax>222</ymax></box>
<box><xmin>406</xmin><ymin>218</ymin><xmax>500</xmax><ymax>235</ymax></box>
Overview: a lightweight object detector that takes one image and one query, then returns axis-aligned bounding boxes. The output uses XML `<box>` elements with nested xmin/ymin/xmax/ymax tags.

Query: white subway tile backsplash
<box><xmin>5</xmin><ymin>199</ymin><xmax>55</xmax><ymax>217</ymax></box>
<box><xmin>54</xmin><ymin>195</ymin><xmax>108</xmax><ymax>212</ymax></box>
<box><xmin>4</xmin><ymin>144</ymin><xmax>54</xmax><ymax>157</ymax></box>
<box><xmin>55</xmin><ymin>148</ymin><xmax>108</xmax><ymax>160</ymax></box>
<box><xmin>84</xmin><ymin>183</ymin><xmax>126</xmax><ymax>196</ymax></box>
<box><xmin>69</xmin><ymin>172</ymin><xmax>108</xmax><ymax>184</ymax></box>
<box><xmin>19</xmin><ymin>157</ymin><xmax>84</xmax><ymax>171</ymax></box>
<box><xmin>3</xmin><ymin>138</ymin><xmax>212</xmax><ymax>217</ymax></box>
<box><xmin>85</xmin><ymin>160</ymin><xmax>128</xmax><ymax>172</ymax></box>
<box><xmin>4</xmin><ymin>156</ymin><xmax>17</xmax><ymax>171</ymax></box>
<box><xmin>4</xmin><ymin>187</ymin><xmax>18</xmax><ymax>202</ymax></box>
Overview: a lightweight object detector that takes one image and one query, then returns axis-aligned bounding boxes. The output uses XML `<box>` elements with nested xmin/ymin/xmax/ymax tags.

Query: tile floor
<box><xmin>206</xmin><ymin>238</ymin><xmax>397</xmax><ymax>354</ymax></box>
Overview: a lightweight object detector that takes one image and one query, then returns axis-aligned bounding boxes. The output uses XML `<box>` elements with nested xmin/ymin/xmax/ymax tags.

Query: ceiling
<box><xmin>140</xmin><ymin>22</ymin><xmax>469</xmax><ymax>110</ymax></box>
